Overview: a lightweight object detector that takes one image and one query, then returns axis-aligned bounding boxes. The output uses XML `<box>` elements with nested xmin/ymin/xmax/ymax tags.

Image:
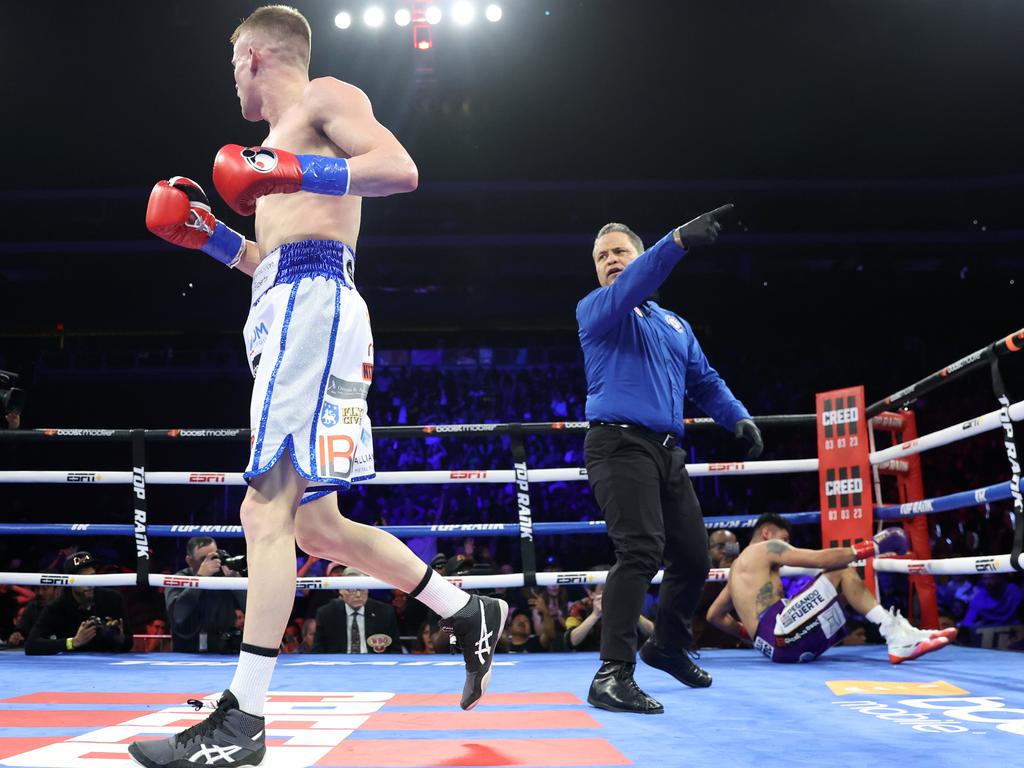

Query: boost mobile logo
<box><xmin>514</xmin><ymin>461</ymin><xmax>533</xmax><ymax>540</ymax></box>
<box><xmin>836</xmin><ymin>696</ymin><xmax>1024</xmax><ymax>736</ymax></box>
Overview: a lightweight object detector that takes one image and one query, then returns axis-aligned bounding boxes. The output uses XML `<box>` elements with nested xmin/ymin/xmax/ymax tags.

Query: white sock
<box><xmin>228</xmin><ymin>644</ymin><xmax>278</xmax><ymax>717</ymax></box>
<box><xmin>412</xmin><ymin>568</ymin><xmax>471</xmax><ymax>618</ymax></box>
<box><xmin>866</xmin><ymin>605</ymin><xmax>895</xmax><ymax>635</ymax></box>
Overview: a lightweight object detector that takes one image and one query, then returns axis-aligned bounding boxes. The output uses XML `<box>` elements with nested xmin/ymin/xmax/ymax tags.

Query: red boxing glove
<box><xmin>212</xmin><ymin>144</ymin><xmax>303</xmax><ymax>216</ymax></box>
<box><xmin>851</xmin><ymin>527</ymin><xmax>909</xmax><ymax>560</ymax></box>
<box><xmin>146</xmin><ymin>177</ymin><xmax>245</xmax><ymax>267</ymax></box>
<box><xmin>146</xmin><ymin>177</ymin><xmax>216</xmax><ymax>250</ymax></box>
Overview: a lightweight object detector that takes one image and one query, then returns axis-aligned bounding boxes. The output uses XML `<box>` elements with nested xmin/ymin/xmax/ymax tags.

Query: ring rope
<box><xmin>0</xmin><ymin>552</ymin><xmax>1014</xmax><ymax>592</ymax></box>
<box><xmin>3</xmin><ymin>399</ymin><xmax>1019</xmax><ymax>488</ymax></box>
<box><xmin>0</xmin><ymin>513</ymin><xmax>826</xmax><ymax>541</ymax></box>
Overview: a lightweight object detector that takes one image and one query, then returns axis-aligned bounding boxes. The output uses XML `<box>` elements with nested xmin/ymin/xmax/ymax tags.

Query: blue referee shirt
<box><xmin>577</xmin><ymin>231</ymin><xmax>751</xmax><ymax>439</ymax></box>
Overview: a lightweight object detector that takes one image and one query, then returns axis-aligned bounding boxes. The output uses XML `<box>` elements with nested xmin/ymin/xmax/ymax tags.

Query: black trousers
<box><xmin>585</xmin><ymin>425</ymin><xmax>711</xmax><ymax>662</ymax></box>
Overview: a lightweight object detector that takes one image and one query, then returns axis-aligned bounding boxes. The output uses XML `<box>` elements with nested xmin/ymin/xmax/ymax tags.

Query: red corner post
<box><xmin>872</xmin><ymin>410</ymin><xmax>939</xmax><ymax>629</ymax></box>
<box><xmin>816</xmin><ymin>387</ymin><xmax>876</xmax><ymax>592</ymax></box>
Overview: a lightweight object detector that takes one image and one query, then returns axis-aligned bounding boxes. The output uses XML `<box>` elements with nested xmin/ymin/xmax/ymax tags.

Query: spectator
<box><xmin>314</xmin><ymin>567</ymin><xmax>402</xmax><ymax>654</ymax></box>
<box><xmin>140</xmin><ymin>618</ymin><xmax>171</xmax><ymax>652</ymax></box>
<box><xmin>7</xmin><ymin>584</ymin><xmax>62</xmax><ymax>647</ymax></box>
<box><xmin>411</xmin><ymin>620</ymin><xmax>438</xmax><ymax>654</ymax></box>
<box><xmin>25</xmin><ymin>551</ymin><xmax>133</xmax><ymax>655</ymax></box>
<box><xmin>961</xmin><ymin>574</ymin><xmax>1024</xmax><ymax>628</ymax></box>
<box><xmin>708</xmin><ymin>529</ymin><xmax>739</xmax><ymax>568</ymax></box>
<box><xmin>4</xmin><ymin>409</ymin><xmax>20</xmax><ymax>430</ymax></box>
<box><xmin>0</xmin><ymin>583</ymin><xmax>35</xmax><ymax>644</ymax></box>
<box><xmin>299</xmin><ymin>618</ymin><xmax>317</xmax><ymax>653</ymax></box>
<box><xmin>503</xmin><ymin>612</ymin><xmax>546</xmax><ymax>653</ymax></box>
<box><xmin>165</xmin><ymin>537</ymin><xmax>247</xmax><ymax>653</ymax></box>
<box><xmin>392</xmin><ymin>587</ymin><xmax>432</xmax><ymax>640</ymax></box>
<box><xmin>304</xmin><ymin>561</ymin><xmax>345</xmax><ymax>621</ymax></box>
<box><xmin>564</xmin><ymin>574</ymin><xmax>653</xmax><ymax>653</ymax></box>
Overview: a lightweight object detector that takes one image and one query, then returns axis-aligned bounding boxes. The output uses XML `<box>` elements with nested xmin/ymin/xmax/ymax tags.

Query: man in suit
<box><xmin>314</xmin><ymin>567</ymin><xmax>402</xmax><ymax>653</ymax></box>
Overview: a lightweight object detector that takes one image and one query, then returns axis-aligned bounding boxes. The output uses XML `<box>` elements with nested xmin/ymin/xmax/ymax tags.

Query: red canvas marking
<box><xmin>362</xmin><ymin>710</ymin><xmax>601</xmax><ymax>731</ymax></box>
<box><xmin>0</xmin><ymin>711</ymin><xmax>151</xmax><ymax>727</ymax></box>
<box><xmin>81</xmin><ymin>752</ymin><xmax>130</xmax><ymax>760</ymax></box>
<box><xmin>387</xmin><ymin>692</ymin><xmax>583</xmax><ymax>706</ymax></box>
<box><xmin>0</xmin><ymin>738</ymin><xmax>61</xmax><ymax>760</ymax></box>
<box><xmin>321</xmin><ymin>738</ymin><xmax>631</xmax><ymax>766</ymax></box>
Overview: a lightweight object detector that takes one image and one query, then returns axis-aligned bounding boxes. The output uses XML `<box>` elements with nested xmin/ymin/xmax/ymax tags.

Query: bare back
<box><xmin>726</xmin><ymin>541</ymin><xmax>785</xmax><ymax>633</ymax></box>
<box><xmin>255</xmin><ymin>79</ymin><xmax>362</xmax><ymax>255</ymax></box>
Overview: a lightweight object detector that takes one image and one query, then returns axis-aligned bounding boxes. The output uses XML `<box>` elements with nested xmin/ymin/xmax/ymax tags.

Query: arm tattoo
<box><xmin>765</xmin><ymin>540</ymin><xmax>790</xmax><ymax>555</ymax></box>
<box><xmin>755</xmin><ymin>582</ymin><xmax>778</xmax><ymax>614</ymax></box>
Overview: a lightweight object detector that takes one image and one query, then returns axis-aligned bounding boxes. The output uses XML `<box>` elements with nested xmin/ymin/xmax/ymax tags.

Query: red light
<box><xmin>56</xmin><ymin>323</ymin><xmax>64</xmax><ymax>331</ymax></box>
<box><xmin>413</xmin><ymin>21</ymin><xmax>432</xmax><ymax>51</ymax></box>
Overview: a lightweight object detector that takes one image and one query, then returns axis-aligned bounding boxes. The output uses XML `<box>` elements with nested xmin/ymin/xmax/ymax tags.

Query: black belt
<box><xmin>590</xmin><ymin>421</ymin><xmax>680</xmax><ymax>449</ymax></box>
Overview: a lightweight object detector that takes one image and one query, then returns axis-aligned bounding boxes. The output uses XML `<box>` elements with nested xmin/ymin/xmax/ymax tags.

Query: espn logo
<box><xmin>822</xmin><ymin>396</ymin><xmax>859</xmax><ymax>438</ymax></box>
<box><xmin>163</xmin><ymin>576</ymin><xmax>200</xmax><ymax>588</ymax></box>
<box><xmin>556</xmin><ymin>573</ymin><xmax>594</xmax><ymax>585</ymax></box>
<box><xmin>449</xmin><ymin>470</ymin><xmax>488</xmax><ymax>479</ymax></box>
<box><xmin>188</xmin><ymin>473</ymin><xmax>226</xmax><ymax>483</ymax></box>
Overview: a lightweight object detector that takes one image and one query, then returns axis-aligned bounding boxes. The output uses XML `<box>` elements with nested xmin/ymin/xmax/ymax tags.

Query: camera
<box><xmin>0</xmin><ymin>370</ymin><xmax>26</xmax><ymax>415</ymax></box>
<box><xmin>214</xmin><ymin>549</ymin><xmax>247</xmax><ymax>576</ymax></box>
<box><xmin>86</xmin><ymin>616</ymin><xmax>122</xmax><ymax>644</ymax></box>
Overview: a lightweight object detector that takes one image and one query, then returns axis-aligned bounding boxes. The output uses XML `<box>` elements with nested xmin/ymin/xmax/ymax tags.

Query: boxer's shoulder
<box><xmin>304</xmin><ymin>77</ymin><xmax>369</xmax><ymax>114</ymax></box>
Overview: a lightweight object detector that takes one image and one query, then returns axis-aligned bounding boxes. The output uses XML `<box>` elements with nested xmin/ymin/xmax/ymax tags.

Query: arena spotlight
<box><xmin>334</xmin><ymin>11</ymin><xmax>352</xmax><ymax>29</ymax></box>
<box><xmin>395</xmin><ymin>8</ymin><xmax>412</xmax><ymax>26</ymax></box>
<box><xmin>363</xmin><ymin>6</ymin><xmax>385</xmax><ymax>27</ymax></box>
<box><xmin>425</xmin><ymin>6</ymin><xmax>442</xmax><ymax>25</ymax></box>
<box><xmin>452</xmin><ymin>1</ymin><xmax>475</xmax><ymax>25</ymax></box>
<box><xmin>485</xmin><ymin>4</ymin><xmax>503</xmax><ymax>22</ymax></box>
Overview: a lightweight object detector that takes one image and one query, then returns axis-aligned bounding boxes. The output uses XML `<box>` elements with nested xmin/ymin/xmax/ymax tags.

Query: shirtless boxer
<box><xmin>708</xmin><ymin>513</ymin><xmax>955</xmax><ymax>664</ymax></box>
<box><xmin>132</xmin><ymin>7</ymin><xmax>506</xmax><ymax>767</ymax></box>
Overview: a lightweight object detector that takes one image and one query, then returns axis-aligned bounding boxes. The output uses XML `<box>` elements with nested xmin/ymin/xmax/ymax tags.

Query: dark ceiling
<box><xmin>2</xmin><ymin>0</ymin><xmax>1023</xmax><ymax>340</ymax></box>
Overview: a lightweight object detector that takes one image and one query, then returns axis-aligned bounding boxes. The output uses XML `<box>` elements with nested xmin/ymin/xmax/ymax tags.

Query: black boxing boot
<box><xmin>639</xmin><ymin>639</ymin><xmax>712</xmax><ymax>688</ymax></box>
<box><xmin>587</xmin><ymin>661</ymin><xmax>664</xmax><ymax>714</ymax></box>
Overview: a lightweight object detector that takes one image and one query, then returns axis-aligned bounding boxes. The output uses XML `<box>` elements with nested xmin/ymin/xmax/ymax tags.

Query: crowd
<box><xmin>0</xmin><ymin>344</ymin><xmax>1021</xmax><ymax>655</ymax></box>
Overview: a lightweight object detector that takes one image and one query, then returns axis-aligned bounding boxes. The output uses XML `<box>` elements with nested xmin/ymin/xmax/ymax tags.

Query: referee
<box><xmin>577</xmin><ymin>206</ymin><xmax>763</xmax><ymax>714</ymax></box>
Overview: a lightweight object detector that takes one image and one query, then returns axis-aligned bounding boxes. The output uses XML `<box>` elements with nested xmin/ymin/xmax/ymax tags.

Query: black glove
<box><xmin>734</xmin><ymin>418</ymin><xmax>763</xmax><ymax>459</ymax></box>
<box><xmin>674</xmin><ymin>204</ymin><xmax>734</xmax><ymax>249</ymax></box>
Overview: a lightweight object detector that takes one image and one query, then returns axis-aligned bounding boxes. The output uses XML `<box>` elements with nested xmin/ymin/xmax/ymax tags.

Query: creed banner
<box><xmin>816</xmin><ymin>387</ymin><xmax>875</xmax><ymax>581</ymax></box>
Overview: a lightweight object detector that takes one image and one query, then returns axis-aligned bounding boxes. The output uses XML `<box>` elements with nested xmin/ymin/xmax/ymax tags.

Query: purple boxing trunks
<box><xmin>754</xmin><ymin>574</ymin><xmax>848</xmax><ymax>663</ymax></box>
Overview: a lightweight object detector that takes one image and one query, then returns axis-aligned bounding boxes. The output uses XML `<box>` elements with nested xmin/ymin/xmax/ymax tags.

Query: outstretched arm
<box><xmin>761</xmin><ymin>527</ymin><xmax>908</xmax><ymax>570</ymax></box>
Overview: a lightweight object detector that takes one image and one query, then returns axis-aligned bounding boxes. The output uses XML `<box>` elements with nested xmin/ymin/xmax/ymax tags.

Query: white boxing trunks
<box><xmin>242</xmin><ymin>239</ymin><xmax>375</xmax><ymax>489</ymax></box>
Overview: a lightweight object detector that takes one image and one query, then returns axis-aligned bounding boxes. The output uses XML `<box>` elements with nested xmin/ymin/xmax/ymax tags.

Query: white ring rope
<box><xmin>1</xmin><ymin>399</ymin><xmax>1019</xmax><ymax>486</ymax></box>
<box><xmin>869</xmin><ymin>399</ymin><xmax>1024</xmax><ymax>465</ymax></box>
<box><xmin>0</xmin><ymin>459</ymin><xmax>818</xmax><ymax>486</ymax></box>
<box><xmin>0</xmin><ymin>553</ymin><xmax>1012</xmax><ymax>591</ymax></box>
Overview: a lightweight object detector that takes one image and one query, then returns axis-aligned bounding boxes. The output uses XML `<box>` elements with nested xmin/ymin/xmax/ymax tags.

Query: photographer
<box><xmin>166</xmin><ymin>537</ymin><xmax>247</xmax><ymax>653</ymax></box>
<box><xmin>564</xmin><ymin>568</ymin><xmax>654</xmax><ymax>654</ymax></box>
<box><xmin>25</xmin><ymin>551</ymin><xmax>133</xmax><ymax>655</ymax></box>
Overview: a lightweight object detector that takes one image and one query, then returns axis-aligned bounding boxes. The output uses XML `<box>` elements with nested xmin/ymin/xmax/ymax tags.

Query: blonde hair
<box><xmin>231</xmin><ymin>5</ymin><xmax>311</xmax><ymax>69</ymax></box>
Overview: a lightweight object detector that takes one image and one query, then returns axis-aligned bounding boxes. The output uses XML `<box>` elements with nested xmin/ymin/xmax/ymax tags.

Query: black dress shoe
<box><xmin>587</xmin><ymin>661</ymin><xmax>664</xmax><ymax>714</ymax></box>
<box><xmin>639</xmin><ymin>639</ymin><xmax>712</xmax><ymax>688</ymax></box>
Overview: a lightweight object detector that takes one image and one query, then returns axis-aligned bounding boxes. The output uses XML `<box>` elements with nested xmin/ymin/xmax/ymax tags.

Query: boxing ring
<box><xmin>0</xmin><ymin>329</ymin><xmax>1022</xmax><ymax>767</ymax></box>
